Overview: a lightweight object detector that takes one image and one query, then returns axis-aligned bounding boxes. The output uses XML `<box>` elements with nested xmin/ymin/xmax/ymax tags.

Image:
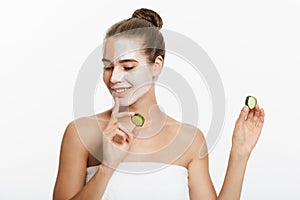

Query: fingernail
<box><xmin>129</xmin><ymin>112</ymin><xmax>135</xmax><ymax>116</ymax></box>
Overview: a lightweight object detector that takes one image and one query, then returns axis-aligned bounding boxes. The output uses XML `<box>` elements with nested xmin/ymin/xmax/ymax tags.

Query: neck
<box><xmin>119</xmin><ymin>85</ymin><xmax>166</xmax><ymax>128</ymax></box>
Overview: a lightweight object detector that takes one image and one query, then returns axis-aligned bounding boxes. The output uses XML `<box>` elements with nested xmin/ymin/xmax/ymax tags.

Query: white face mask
<box><xmin>103</xmin><ymin>37</ymin><xmax>154</xmax><ymax>106</ymax></box>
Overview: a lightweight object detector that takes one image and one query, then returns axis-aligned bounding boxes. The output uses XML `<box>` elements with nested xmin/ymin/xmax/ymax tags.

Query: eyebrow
<box><xmin>101</xmin><ymin>58</ymin><xmax>138</xmax><ymax>64</ymax></box>
<box><xmin>101</xmin><ymin>58</ymin><xmax>111</xmax><ymax>63</ymax></box>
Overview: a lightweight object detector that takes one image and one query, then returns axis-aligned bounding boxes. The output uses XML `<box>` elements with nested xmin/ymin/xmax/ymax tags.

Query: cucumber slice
<box><xmin>131</xmin><ymin>113</ymin><xmax>145</xmax><ymax>127</ymax></box>
<box><xmin>245</xmin><ymin>96</ymin><xmax>257</xmax><ymax>110</ymax></box>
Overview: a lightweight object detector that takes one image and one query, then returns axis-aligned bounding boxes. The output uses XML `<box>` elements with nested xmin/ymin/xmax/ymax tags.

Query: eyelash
<box><xmin>124</xmin><ymin>66</ymin><xmax>134</xmax><ymax>71</ymax></box>
<box><xmin>104</xmin><ymin>66</ymin><xmax>135</xmax><ymax>71</ymax></box>
<box><xmin>104</xmin><ymin>67</ymin><xmax>113</xmax><ymax>71</ymax></box>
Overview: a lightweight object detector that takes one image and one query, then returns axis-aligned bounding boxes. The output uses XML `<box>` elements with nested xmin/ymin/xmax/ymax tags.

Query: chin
<box><xmin>115</xmin><ymin>87</ymin><xmax>151</xmax><ymax>107</ymax></box>
<box><xmin>119</xmin><ymin>97</ymin><xmax>138</xmax><ymax>107</ymax></box>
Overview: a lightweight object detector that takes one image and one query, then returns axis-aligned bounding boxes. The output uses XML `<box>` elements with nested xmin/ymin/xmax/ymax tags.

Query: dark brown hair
<box><xmin>105</xmin><ymin>8</ymin><xmax>165</xmax><ymax>63</ymax></box>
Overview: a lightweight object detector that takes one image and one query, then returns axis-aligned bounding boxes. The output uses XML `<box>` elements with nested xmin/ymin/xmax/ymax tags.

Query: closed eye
<box><xmin>124</xmin><ymin>66</ymin><xmax>135</xmax><ymax>71</ymax></box>
<box><xmin>104</xmin><ymin>66</ymin><xmax>113</xmax><ymax>71</ymax></box>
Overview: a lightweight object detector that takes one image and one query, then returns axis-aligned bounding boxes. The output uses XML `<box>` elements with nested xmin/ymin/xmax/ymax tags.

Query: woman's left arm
<box><xmin>188</xmin><ymin>104</ymin><xmax>265</xmax><ymax>200</ymax></box>
<box><xmin>217</xmin><ymin>104</ymin><xmax>265</xmax><ymax>200</ymax></box>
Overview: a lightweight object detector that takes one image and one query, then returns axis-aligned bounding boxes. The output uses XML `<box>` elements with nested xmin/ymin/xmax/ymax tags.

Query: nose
<box><xmin>110</xmin><ymin>66</ymin><xmax>124</xmax><ymax>83</ymax></box>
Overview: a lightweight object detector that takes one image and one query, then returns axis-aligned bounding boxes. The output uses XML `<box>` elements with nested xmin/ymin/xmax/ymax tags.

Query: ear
<box><xmin>152</xmin><ymin>55</ymin><xmax>164</xmax><ymax>78</ymax></box>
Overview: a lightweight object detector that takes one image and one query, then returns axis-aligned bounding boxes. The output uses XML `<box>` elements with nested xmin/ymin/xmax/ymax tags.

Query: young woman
<box><xmin>53</xmin><ymin>8</ymin><xmax>265</xmax><ymax>200</ymax></box>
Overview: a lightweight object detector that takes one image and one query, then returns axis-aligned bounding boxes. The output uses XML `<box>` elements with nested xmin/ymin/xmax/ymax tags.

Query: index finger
<box><xmin>112</xmin><ymin>97</ymin><xmax>120</xmax><ymax>116</ymax></box>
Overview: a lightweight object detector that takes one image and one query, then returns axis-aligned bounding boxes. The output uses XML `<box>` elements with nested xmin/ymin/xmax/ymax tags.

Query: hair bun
<box><xmin>132</xmin><ymin>8</ymin><xmax>163</xmax><ymax>29</ymax></box>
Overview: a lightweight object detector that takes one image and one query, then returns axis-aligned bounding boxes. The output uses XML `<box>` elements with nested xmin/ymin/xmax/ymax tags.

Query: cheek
<box><xmin>103</xmin><ymin>72</ymin><xmax>111</xmax><ymax>84</ymax></box>
<box><xmin>126</xmin><ymin>67</ymin><xmax>152</xmax><ymax>85</ymax></box>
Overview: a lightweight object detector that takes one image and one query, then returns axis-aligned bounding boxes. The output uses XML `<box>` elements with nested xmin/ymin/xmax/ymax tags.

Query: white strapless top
<box><xmin>86</xmin><ymin>162</ymin><xmax>190</xmax><ymax>200</ymax></box>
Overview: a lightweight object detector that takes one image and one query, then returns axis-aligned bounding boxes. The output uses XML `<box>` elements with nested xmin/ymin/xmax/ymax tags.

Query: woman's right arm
<box><xmin>53</xmin><ymin>120</ymin><xmax>115</xmax><ymax>200</ymax></box>
<box><xmin>53</xmin><ymin>97</ymin><xmax>136</xmax><ymax>200</ymax></box>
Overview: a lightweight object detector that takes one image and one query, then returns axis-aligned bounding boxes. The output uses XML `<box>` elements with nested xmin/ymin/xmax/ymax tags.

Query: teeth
<box><xmin>116</xmin><ymin>88</ymin><xmax>126</xmax><ymax>93</ymax></box>
<box><xmin>113</xmin><ymin>87</ymin><xmax>130</xmax><ymax>93</ymax></box>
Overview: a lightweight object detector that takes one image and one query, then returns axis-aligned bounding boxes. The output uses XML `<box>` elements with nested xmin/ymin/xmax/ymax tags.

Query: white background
<box><xmin>1</xmin><ymin>0</ymin><xmax>299</xmax><ymax>199</ymax></box>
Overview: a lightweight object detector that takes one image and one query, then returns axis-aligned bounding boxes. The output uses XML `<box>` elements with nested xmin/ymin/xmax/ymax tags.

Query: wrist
<box><xmin>96</xmin><ymin>164</ymin><xmax>115</xmax><ymax>178</ymax></box>
<box><xmin>230</xmin><ymin>146</ymin><xmax>251</xmax><ymax>163</ymax></box>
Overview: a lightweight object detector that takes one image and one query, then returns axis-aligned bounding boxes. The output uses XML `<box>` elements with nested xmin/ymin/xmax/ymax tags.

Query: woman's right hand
<box><xmin>102</xmin><ymin>97</ymin><xmax>138</xmax><ymax>169</ymax></box>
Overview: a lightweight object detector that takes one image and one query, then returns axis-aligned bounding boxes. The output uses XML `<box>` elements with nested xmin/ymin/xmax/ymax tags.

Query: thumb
<box><xmin>112</xmin><ymin>97</ymin><xmax>120</xmax><ymax>116</ymax></box>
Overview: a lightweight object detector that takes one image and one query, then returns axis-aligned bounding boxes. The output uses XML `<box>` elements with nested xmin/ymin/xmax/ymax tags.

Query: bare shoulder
<box><xmin>174</xmin><ymin>121</ymin><xmax>207</xmax><ymax>160</ymax></box>
<box><xmin>165</xmin><ymin>116</ymin><xmax>205</xmax><ymax>145</ymax></box>
<box><xmin>65</xmin><ymin>111</ymin><xmax>111</xmax><ymax>152</ymax></box>
<box><xmin>67</xmin><ymin>110</ymin><xmax>111</xmax><ymax>142</ymax></box>
<box><xmin>53</xmin><ymin>113</ymin><xmax>110</xmax><ymax>199</ymax></box>
<box><xmin>74</xmin><ymin>110</ymin><xmax>111</xmax><ymax>132</ymax></box>
<box><xmin>182</xmin><ymin>123</ymin><xmax>206</xmax><ymax>148</ymax></box>
<box><xmin>165</xmin><ymin>116</ymin><xmax>207</xmax><ymax>161</ymax></box>
<box><xmin>59</xmin><ymin>116</ymin><xmax>104</xmax><ymax>162</ymax></box>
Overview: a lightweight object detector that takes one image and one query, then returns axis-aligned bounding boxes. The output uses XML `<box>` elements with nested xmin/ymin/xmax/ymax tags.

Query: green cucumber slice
<box><xmin>131</xmin><ymin>113</ymin><xmax>145</xmax><ymax>127</ymax></box>
<box><xmin>245</xmin><ymin>96</ymin><xmax>257</xmax><ymax>110</ymax></box>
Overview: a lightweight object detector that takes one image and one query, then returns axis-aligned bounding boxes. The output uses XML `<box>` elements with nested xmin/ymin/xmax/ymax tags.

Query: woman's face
<box><xmin>102</xmin><ymin>37</ymin><xmax>154</xmax><ymax>106</ymax></box>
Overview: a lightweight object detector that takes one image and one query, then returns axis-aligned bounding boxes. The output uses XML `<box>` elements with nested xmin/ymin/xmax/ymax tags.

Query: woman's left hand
<box><xmin>232</xmin><ymin>104</ymin><xmax>265</xmax><ymax>158</ymax></box>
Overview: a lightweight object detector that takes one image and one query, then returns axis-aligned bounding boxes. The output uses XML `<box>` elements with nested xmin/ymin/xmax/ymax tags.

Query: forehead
<box><xmin>103</xmin><ymin>37</ymin><xmax>146</xmax><ymax>62</ymax></box>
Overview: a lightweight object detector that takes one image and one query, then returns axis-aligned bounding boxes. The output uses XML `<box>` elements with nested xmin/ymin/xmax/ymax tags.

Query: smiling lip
<box><xmin>111</xmin><ymin>87</ymin><xmax>132</xmax><ymax>97</ymax></box>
